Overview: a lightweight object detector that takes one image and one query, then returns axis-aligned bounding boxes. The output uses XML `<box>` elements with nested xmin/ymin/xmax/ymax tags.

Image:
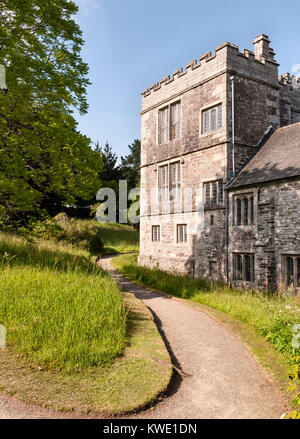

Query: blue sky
<box><xmin>74</xmin><ymin>0</ymin><xmax>300</xmax><ymax>158</ymax></box>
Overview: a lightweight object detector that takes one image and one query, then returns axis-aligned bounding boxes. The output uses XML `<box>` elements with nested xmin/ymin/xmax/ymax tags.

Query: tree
<box><xmin>95</xmin><ymin>141</ymin><xmax>121</xmax><ymax>183</ymax></box>
<box><xmin>0</xmin><ymin>0</ymin><xmax>102</xmax><ymax>225</ymax></box>
<box><xmin>120</xmin><ymin>139</ymin><xmax>141</xmax><ymax>190</ymax></box>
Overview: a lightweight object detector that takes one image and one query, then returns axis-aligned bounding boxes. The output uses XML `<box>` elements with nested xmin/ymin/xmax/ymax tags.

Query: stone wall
<box><xmin>228</xmin><ymin>178</ymin><xmax>300</xmax><ymax>291</ymax></box>
<box><xmin>139</xmin><ymin>33</ymin><xmax>300</xmax><ymax>287</ymax></box>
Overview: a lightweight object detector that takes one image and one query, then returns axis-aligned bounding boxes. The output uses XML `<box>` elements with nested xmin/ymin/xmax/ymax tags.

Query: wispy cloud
<box><xmin>75</xmin><ymin>0</ymin><xmax>100</xmax><ymax>16</ymax></box>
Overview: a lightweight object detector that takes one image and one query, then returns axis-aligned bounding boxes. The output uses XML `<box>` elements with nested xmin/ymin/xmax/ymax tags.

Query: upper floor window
<box><xmin>202</xmin><ymin>104</ymin><xmax>222</xmax><ymax>134</ymax></box>
<box><xmin>177</xmin><ymin>224</ymin><xmax>187</xmax><ymax>243</ymax></box>
<box><xmin>158</xmin><ymin>101</ymin><xmax>181</xmax><ymax>144</ymax></box>
<box><xmin>233</xmin><ymin>194</ymin><xmax>254</xmax><ymax>226</ymax></box>
<box><xmin>204</xmin><ymin>180</ymin><xmax>224</xmax><ymax>207</ymax></box>
<box><xmin>158</xmin><ymin>161</ymin><xmax>181</xmax><ymax>201</ymax></box>
<box><xmin>152</xmin><ymin>225</ymin><xmax>160</xmax><ymax>242</ymax></box>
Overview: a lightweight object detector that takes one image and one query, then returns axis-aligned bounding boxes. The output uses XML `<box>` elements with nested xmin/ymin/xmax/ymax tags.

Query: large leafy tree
<box><xmin>0</xmin><ymin>0</ymin><xmax>102</xmax><ymax>224</ymax></box>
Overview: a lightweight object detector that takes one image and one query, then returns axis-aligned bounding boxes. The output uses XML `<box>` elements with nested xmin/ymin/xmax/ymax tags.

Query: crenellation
<box><xmin>141</xmin><ymin>38</ymin><xmax>282</xmax><ymax>112</ymax></box>
<box><xmin>140</xmin><ymin>33</ymin><xmax>300</xmax><ymax>291</ymax></box>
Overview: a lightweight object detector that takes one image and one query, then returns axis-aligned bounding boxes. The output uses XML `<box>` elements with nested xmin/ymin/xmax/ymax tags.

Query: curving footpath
<box><xmin>0</xmin><ymin>255</ymin><xmax>289</xmax><ymax>419</ymax></box>
<box><xmin>101</xmin><ymin>256</ymin><xmax>289</xmax><ymax>419</ymax></box>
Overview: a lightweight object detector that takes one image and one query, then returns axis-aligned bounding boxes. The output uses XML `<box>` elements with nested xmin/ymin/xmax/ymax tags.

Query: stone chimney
<box><xmin>253</xmin><ymin>34</ymin><xmax>275</xmax><ymax>61</ymax></box>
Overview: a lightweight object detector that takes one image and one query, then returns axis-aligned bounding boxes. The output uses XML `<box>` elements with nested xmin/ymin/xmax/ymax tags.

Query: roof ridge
<box><xmin>225</xmin><ymin>125</ymin><xmax>275</xmax><ymax>188</ymax></box>
<box><xmin>276</xmin><ymin>121</ymin><xmax>300</xmax><ymax>132</ymax></box>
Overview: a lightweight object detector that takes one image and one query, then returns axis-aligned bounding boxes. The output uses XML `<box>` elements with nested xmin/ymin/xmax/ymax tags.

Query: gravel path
<box><xmin>0</xmin><ymin>256</ymin><xmax>289</xmax><ymax>419</ymax></box>
<box><xmin>101</xmin><ymin>256</ymin><xmax>288</xmax><ymax>419</ymax></box>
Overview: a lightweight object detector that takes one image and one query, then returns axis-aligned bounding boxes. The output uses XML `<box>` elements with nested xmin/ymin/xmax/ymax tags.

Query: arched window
<box><xmin>249</xmin><ymin>196</ymin><xmax>254</xmax><ymax>225</ymax></box>
<box><xmin>236</xmin><ymin>198</ymin><xmax>242</xmax><ymax>226</ymax></box>
<box><xmin>243</xmin><ymin>198</ymin><xmax>248</xmax><ymax>225</ymax></box>
<box><xmin>286</xmin><ymin>257</ymin><xmax>294</xmax><ymax>287</ymax></box>
<box><xmin>244</xmin><ymin>255</ymin><xmax>251</xmax><ymax>281</ymax></box>
<box><xmin>236</xmin><ymin>254</ymin><xmax>243</xmax><ymax>280</ymax></box>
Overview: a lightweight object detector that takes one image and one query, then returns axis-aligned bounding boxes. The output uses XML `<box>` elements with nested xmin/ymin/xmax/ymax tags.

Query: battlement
<box><xmin>278</xmin><ymin>72</ymin><xmax>300</xmax><ymax>90</ymax></box>
<box><xmin>141</xmin><ymin>34</ymin><xmax>279</xmax><ymax>105</ymax></box>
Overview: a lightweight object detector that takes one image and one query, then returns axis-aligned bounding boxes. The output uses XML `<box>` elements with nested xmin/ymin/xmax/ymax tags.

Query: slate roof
<box><xmin>228</xmin><ymin>122</ymin><xmax>300</xmax><ymax>189</ymax></box>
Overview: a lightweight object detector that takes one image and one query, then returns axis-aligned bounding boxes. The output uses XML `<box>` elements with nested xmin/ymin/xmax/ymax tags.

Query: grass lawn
<box><xmin>113</xmin><ymin>253</ymin><xmax>300</xmax><ymax>405</ymax></box>
<box><xmin>0</xmin><ymin>228</ymin><xmax>171</xmax><ymax>415</ymax></box>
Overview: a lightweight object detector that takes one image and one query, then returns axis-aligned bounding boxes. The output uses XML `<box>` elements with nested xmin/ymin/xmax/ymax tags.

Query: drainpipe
<box><xmin>225</xmin><ymin>187</ymin><xmax>229</xmax><ymax>284</ymax></box>
<box><xmin>225</xmin><ymin>75</ymin><xmax>236</xmax><ymax>285</ymax></box>
<box><xmin>230</xmin><ymin>76</ymin><xmax>235</xmax><ymax>177</ymax></box>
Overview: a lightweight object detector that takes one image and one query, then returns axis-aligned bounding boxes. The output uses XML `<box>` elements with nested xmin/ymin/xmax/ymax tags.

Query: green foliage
<box><xmin>285</xmin><ymin>356</ymin><xmax>300</xmax><ymax>418</ymax></box>
<box><xmin>30</xmin><ymin>217</ymin><xmax>138</xmax><ymax>255</ymax></box>
<box><xmin>0</xmin><ymin>1</ymin><xmax>102</xmax><ymax>224</ymax></box>
<box><xmin>114</xmin><ymin>254</ymin><xmax>300</xmax><ymax>364</ymax></box>
<box><xmin>0</xmin><ymin>231</ymin><xmax>126</xmax><ymax>372</ymax></box>
<box><xmin>55</xmin><ymin>218</ymin><xmax>104</xmax><ymax>255</ymax></box>
<box><xmin>95</xmin><ymin>141</ymin><xmax>121</xmax><ymax>183</ymax></box>
<box><xmin>120</xmin><ymin>139</ymin><xmax>141</xmax><ymax>189</ymax></box>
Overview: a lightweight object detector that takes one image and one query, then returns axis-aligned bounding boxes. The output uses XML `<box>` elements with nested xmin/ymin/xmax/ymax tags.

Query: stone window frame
<box><xmin>152</xmin><ymin>225</ymin><xmax>160</xmax><ymax>242</ymax></box>
<box><xmin>157</xmin><ymin>158</ymin><xmax>182</xmax><ymax>203</ymax></box>
<box><xmin>203</xmin><ymin>179</ymin><xmax>224</xmax><ymax>208</ymax></box>
<box><xmin>232</xmin><ymin>192</ymin><xmax>255</xmax><ymax>226</ymax></box>
<box><xmin>176</xmin><ymin>224</ymin><xmax>187</xmax><ymax>244</ymax></box>
<box><xmin>281</xmin><ymin>254</ymin><xmax>300</xmax><ymax>293</ymax></box>
<box><xmin>199</xmin><ymin>101</ymin><xmax>224</xmax><ymax>137</ymax></box>
<box><xmin>232</xmin><ymin>252</ymin><xmax>255</xmax><ymax>283</ymax></box>
<box><xmin>157</xmin><ymin>99</ymin><xmax>182</xmax><ymax>145</ymax></box>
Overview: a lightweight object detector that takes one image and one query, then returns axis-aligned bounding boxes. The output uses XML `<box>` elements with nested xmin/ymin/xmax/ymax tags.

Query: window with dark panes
<box><xmin>233</xmin><ymin>253</ymin><xmax>254</xmax><ymax>282</ymax></box>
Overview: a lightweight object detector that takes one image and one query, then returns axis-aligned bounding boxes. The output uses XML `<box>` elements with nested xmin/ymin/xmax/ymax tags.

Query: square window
<box><xmin>204</xmin><ymin>180</ymin><xmax>224</xmax><ymax>206</ymax></box>
<box><xmin>202</xmin><ymin>104</ymin><xmax>222</xmax><ymax>134</ymax></box>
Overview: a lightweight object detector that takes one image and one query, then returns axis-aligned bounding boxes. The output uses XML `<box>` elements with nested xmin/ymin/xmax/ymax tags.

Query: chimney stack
<box><xmin>253</xmin><ymin>34</ymin><xmax>275</xmax><ymax>61</ymax></box>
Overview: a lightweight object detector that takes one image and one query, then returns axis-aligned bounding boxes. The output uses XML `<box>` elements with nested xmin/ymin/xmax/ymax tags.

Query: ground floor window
<box><xmin>283</xmin><ymin>255</ymin><xmax>300</xmax><ymax>290</ymax></box>
<box><xmin>233</xmin><ymin>253</ymin><xmax>255</xmax><ymax>282</ymax></box>
<box><xmin>177</xmin><ymin>224</ymin><xmax>187</xmax><ymax>243</ymax></box>
<box><xmin>152</xmin><ymin>225</ymin><xmax>160</xmax><ymax>242</ymax></box>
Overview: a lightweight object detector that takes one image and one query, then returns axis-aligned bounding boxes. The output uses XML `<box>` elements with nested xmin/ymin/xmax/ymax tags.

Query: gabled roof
<box><xmin>228</xmin><ymin>122</ymin><xmax>300</xmax><ymax>189</ymax></box>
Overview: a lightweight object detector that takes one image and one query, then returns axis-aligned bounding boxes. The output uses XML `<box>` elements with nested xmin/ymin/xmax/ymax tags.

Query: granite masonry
<box><xmin>138</xmin><ymin>34</ymin><xmax>300</xmax><ymax>293</ymax></box>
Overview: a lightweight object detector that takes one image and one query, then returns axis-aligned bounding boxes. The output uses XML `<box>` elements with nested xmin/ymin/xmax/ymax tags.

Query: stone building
<box><xmin>138</xmin><ymin>34</ymin><xmax>300</xmax><ymax>292</ymax></box>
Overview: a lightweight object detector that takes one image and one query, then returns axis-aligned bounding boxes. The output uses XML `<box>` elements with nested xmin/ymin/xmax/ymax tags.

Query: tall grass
<box><xmin>114</xmin><ymin>254</ymin><xmax>300</xmax><ymax>363</ymax></box>
<box><xmin>32</xmin><ymin>218</ymin><xmax>139</xmax><ymax>255</ymax></box>
<box><xmin>0</xmin><ymin>232</ymin><xmax>127</xmax><ymax>372</ymax></box>
<box><xmin>92</xmin><ymin>222</ymin><xmax>139</xmax><ymax>254</ymax></box>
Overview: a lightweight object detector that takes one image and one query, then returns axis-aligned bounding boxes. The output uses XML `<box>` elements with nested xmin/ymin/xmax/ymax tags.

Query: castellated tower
<box><xmin>138</xmin><ymin>34</ymin><xmax>300</xmax><ymax>281</ymax></box>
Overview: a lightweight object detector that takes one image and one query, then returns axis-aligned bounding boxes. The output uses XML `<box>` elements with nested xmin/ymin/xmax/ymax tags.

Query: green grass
<box><xmin>0</xmin><ymin>232</ymin><xmax>126</xmax><ymax>372</ymax></box>
<box><xmin>0</xmin><ymin>224</ymin><xmax>171</xmax><ymax>414</ymax></box>
<box><xmin>93</xmin><ymin>221</ymin><xmax>139</xmax><ymax>254</ymax></box>
<box><xmin>0</xmin><ymin>290</ymin><xmax>171</xmax><ymax>415</ymax></box>
<box><xmin>114</xmin><ymin>254</ymin><xmax>300</xmax><ymax>364</ymax></box>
